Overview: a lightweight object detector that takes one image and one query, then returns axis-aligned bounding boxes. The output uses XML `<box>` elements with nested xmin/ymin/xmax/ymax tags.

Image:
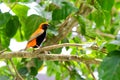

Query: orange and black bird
<box><xmin>26</xmin><ymin>22</ymin><xmax>49</xmax><ymax>49</ymax></box>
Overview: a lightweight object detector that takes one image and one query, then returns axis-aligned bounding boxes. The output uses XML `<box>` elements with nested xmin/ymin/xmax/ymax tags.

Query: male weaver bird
<box><xmin>24</xmin><ymin>22</ymin><xmax>49</xmax><ymax>72</ymax></box>
<box><xmin>25</xmin><ymin>22</ymin><xmax>49</xmax><ymax>49</ymax></box>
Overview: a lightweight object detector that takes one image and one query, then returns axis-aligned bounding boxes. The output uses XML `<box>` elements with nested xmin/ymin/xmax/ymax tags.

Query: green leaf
<box><xmin>99</xmin><ymin>50</ymin><xmax>120</xmax><ymax>80</ymax></box>
<box><xmin>5</xmin><ymin>16</ymin><xmax>20</xmax><ymax>38</ymax></box>
<box><xmin>115</xmin><ymin>2</ymin><xmax>120</xmax><ymax>9</ymax></box>
<box><xmin>73</xmin><ymin>36</ymin><xmax>81</xmax><ymax>43</ymax></box>
<box><xmin>12</xmin><ymin>3</ymin><xmax>29</xmax><ymax>18</ymax></box>
<box><xmin>13</xmin><ymin>26</ymin><xmax>24</xmax><ymax>41</ymax></box>
<box><xmin>52</xmin><ymin>2</ymin><xmax>78</xmax><ymax>20</ymax></box>
<box><xmin>0</xmin><ymin>12</ymin><xmax>11</xmax><ymax>28</ymax></box>
<box><xmin>46</xmin><ymin>61</ymin><xmax>61</xmax><ymax>76</ymax></box>
<box><xmin>0</xmin><ymin>35</ymin><xmax>10</xmax><ymax>48</ymax></box>
<box><xmin>104</xmin><ymin>11</ymin><xmax>111</xmax><ymax>28</ymax></box>
<box><xmin>55</xmin><ymin>72</ymin><xmax>61</xmax><ymax>80</ymax></box>
<box><xmin>0</xmin><ymin>12</ymin><xmax>11</xmax><ymax>48</ymax></box>
<box><xmin>88</xmin><ymin>11</ymin><xmax>104</xmax><ymax>28</ymax></box>
<box><xmin>33</xmin><ymin>58</ymin><xmax>43</xmax><ymax>70</ymax></box>
<box><xmin>70</xmin><ymin>69</ymin><xmax>84</xmax><ymax>80</ymax></box>
<box><xmin>77</xmin><ymin>15</ymin><xmax>86</xmax><ymax>35</ymax></box>
<box><xmin>30</xmin><ymin>67</ymin><xmax>37</xmax><ymax>76</ymax></box>
<box><xmin>24</xmin><ymin>15</ymin><xmax>46</xmax><ymax>39</ymax></box>
<box><xmin>45</xmin><ymin>3</ymin><xmax>60</xmax><ymax>11</ymax></box>
<box><xmin>97</xmin><ymin>0</ymin><xmax>114</xmax><ymax>11</ymax></box>
<box><xmin>18</xmin><ymin>67</ymin><xmax>28</xmax><ymax>76</ymax></box>
<box><xmin>106</xmin><ymin>43</ymin><xmax>118</xmax><ymax>52</ymax></box>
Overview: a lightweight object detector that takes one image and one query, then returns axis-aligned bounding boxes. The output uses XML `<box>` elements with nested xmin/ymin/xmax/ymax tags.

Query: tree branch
<box><xmin>46</xmin><ymin>15</ymin><xmax>78</xmax><ymax>45</ymax></box>
<box><xmin>0</xmin><ymin>53</ymin><xmax>101</xmax><ymax>64</ymax></box>
<box><xmin>0</xmin><ymin>43</ymin><xmax>103</xmax><ymax>64</ymax></box>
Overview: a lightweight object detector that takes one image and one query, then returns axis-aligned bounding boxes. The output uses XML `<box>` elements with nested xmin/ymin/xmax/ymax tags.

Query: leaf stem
<box><xmin>85</xmin><ymin>63</ymin><xmax>96</xmax><ymax>80</ymax></box>
<box><xmin>9</xmin><ymin>59</ymin><xmax>24</xmax><ymax>80</ymax></box>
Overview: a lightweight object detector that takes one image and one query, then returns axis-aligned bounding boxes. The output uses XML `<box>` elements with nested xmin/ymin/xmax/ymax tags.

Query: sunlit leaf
<box><xmin>88</xmin><ymin>11</ymin><xmax>104</xmax><ymax>28</ymax></box>
<box><xmin>115</xmin><ymin>2</ymin><xmax>120</xmax><ymax>9</ymax></box>
<box><xmin>0</xmin><ymin>35</ymin><xmax>10</xmax><ymax>48</ymax></box>
<box><xmin>97</xmin><ymin>0</ymin><xmax>114</xmax><ymax>11</ymax></box>
<box><xmin>12</xmin><ymin>3</ymin><xmax>29</xmax><ymax>18</ymax></box>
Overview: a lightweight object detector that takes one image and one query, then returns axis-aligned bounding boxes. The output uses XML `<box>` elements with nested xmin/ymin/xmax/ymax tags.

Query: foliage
<box><xmin>0</xmin><ymin>0</ymin><xmax>120</xmax><ymax>80</ymax></box>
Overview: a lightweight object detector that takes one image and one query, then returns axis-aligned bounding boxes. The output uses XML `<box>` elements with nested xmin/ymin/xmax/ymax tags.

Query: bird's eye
<box><xmin>42</xmin><ymin>24</ymin><xmax>49</xmax><ymax>30</ymax></box>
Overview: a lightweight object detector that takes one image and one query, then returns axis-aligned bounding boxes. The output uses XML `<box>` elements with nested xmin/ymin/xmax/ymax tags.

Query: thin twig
<box><xmin>6</xmin><ymin>60</ymin><xmax>15</xmax><ymax>77</ymax></box>
<box><xmin>96</xmin><ymin>30</ymin><xmax>115</xmax><ymax>39</ymax></box>
<box><xmin>85</xmin><ymin>63</ymin><xmax>96</xmax><ymax>80</ymax></box>
<box><xmin>9</xmin><ymin>59</ymin><xmax>24</xmax><ymax>80</ymax></box>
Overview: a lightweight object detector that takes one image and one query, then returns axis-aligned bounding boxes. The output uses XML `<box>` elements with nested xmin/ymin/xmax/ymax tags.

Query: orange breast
<box><xmin>26</xmin><ymin>38</ymin><xmax>36</xmax><ymax>48</ymax></box>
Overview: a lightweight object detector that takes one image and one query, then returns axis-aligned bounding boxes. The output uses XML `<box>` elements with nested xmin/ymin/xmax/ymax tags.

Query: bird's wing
<box><xmin>28</xmin><ymin>29</ymin><xmax>44</xmax><ymax>42</ymax></box>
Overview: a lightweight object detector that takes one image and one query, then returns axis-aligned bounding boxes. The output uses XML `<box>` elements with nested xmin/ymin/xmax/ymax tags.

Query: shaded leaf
<box><xmin>77</xmin><ymin>15</ymin><xmax>86</xmax><ymax>35</ymax></box>
<box><xmin>45</xmin><ymin>3</ymin><xmax>60</xmax><ymax>11</ymax></box>
<box><xmin>18</xmin><ymin>67</ymin><xmax>28</xmax><ymax>76</ymax></box>
<box><xmin>33</xmin><ymin>58</ymin><xmax>43</xmax><ymax>70</ymax></box>
<box><xmin>0</xmin><ymin>12</ymin><xmax>11</xmax><ymax>29</ymax></box>
<box><xmin>30</xmin><ymin>67</ymin><xmax>37</xmax><ymax>76</ymax></box>
<box><xmin>99</xmin><ymin>50</ymin><xmax>120</xmax><ymax>80</ymax></box>
<box><xmin>6</xmin><ymin>16</ymin><xmax>20</xmax><ymax>38</ymax></box>
<box><xmin>70</xmin><ymin>69</ymin><xmax>84</xmax><ymax>80</ymax></box>
<box><xmin>52</xmin><ymin>2</ymin><xmax>78</xmax><ymax>20</ymax></box>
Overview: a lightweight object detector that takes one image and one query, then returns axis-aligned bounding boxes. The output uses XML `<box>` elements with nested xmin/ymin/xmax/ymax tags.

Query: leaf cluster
<box><xmin>0</xmin><ymin>0</ymin><xmax>120</xmax><ymax>80</ymax></box>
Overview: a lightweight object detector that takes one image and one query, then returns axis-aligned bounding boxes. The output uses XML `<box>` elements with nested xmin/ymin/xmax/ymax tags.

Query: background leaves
<box><xmin>0</xmin><ymin>0</ymin><xmax>120</xmax><ymax>80</ymax></box>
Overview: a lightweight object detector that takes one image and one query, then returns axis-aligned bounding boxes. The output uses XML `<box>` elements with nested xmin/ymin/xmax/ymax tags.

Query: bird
<box><xmin>25</xmin><ymin>22</ymin><xmax>49</xmax><ymax>49</ymax></box>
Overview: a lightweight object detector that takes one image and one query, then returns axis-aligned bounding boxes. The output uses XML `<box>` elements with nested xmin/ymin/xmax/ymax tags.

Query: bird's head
<box><xmin>39</xmin><ymin>22</ymin><xmax>49</xmax><ymax>30</ymax></box>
